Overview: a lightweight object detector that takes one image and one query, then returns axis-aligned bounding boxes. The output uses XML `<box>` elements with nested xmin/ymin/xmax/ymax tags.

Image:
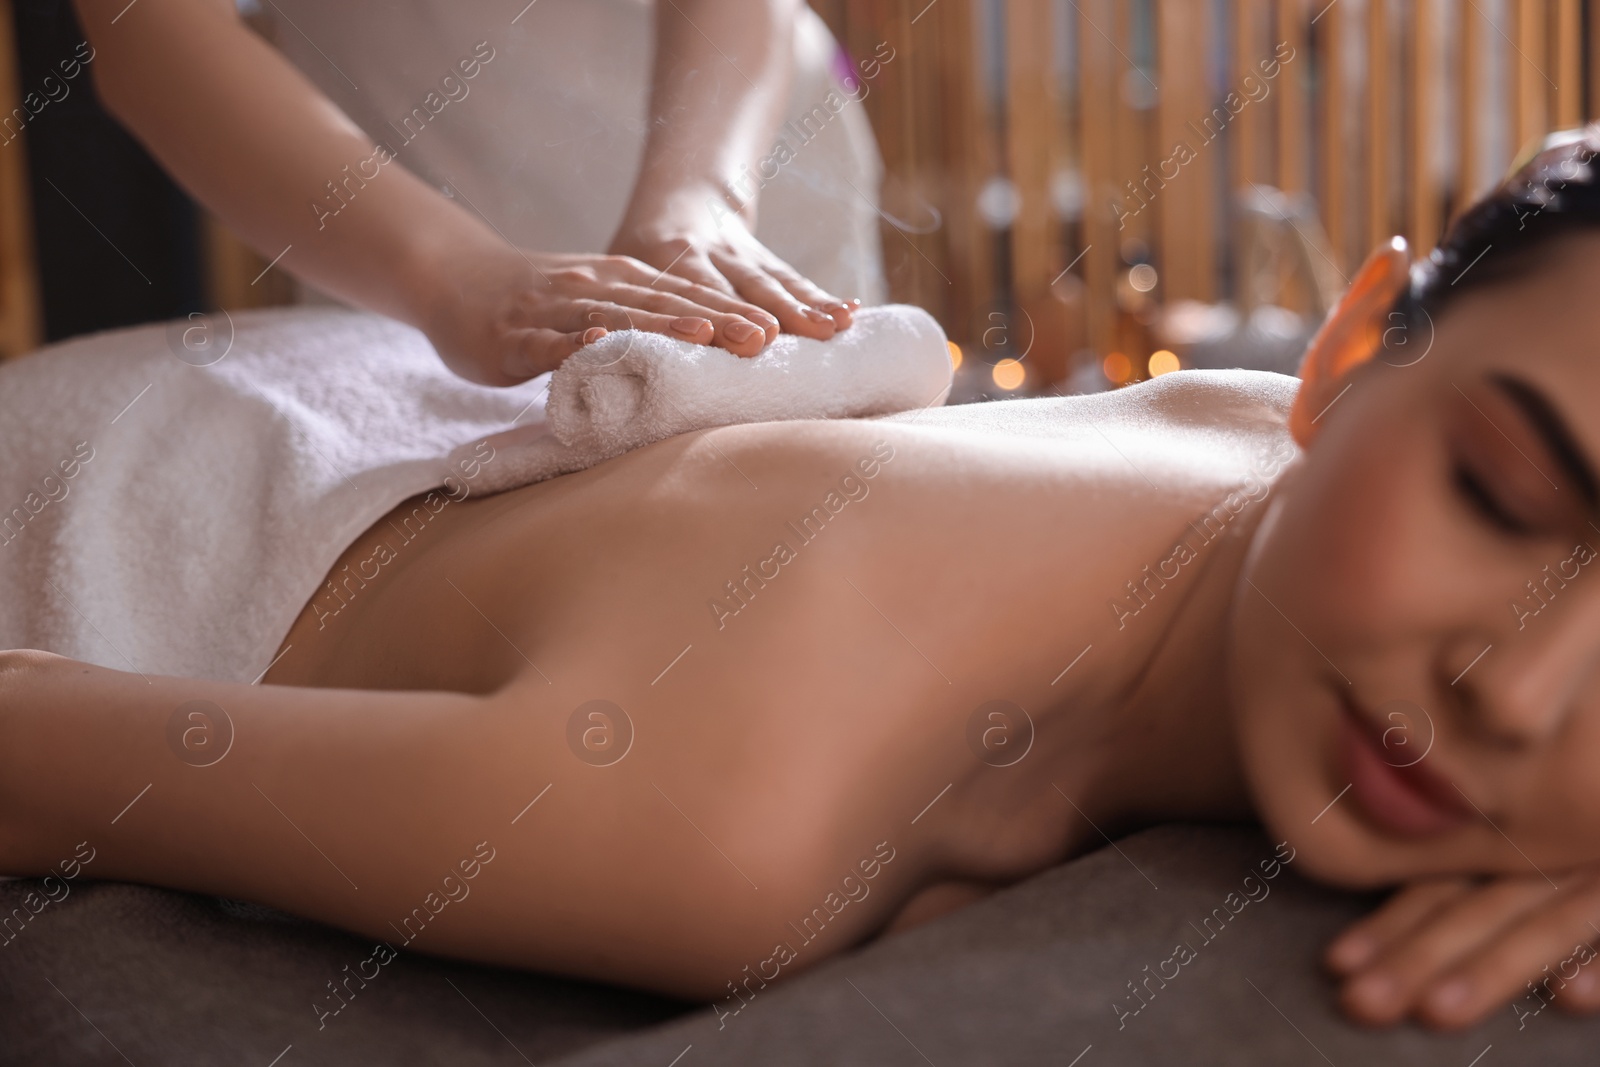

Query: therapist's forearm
<box><xmin>622</xmin><ymin>0</ymin><xmax>802</xmax><ymax>232</ymax></box>
<box><xmin>73</xmin><ymin>0</ymin><xmax>498</xmax><ymax>329</ymax></box>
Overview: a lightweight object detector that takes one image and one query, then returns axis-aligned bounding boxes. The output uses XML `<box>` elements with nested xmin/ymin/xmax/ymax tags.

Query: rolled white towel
<box><xmin>551</xmin><ymin>303</ymin><xmax>951</xmax><ymax>449</ymax></box>
<box><xmin>467</xmin><ymin>303</ymin><xmax>953</xmax><ymax>492</ymax></box>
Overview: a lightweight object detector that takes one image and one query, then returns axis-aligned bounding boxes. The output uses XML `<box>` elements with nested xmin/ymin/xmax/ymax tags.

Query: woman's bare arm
<box><xmin>0</xmin><ymin>650</ymin><xmax>497</xmax><ymax>933</ymax></box>
<box><xmin>0</xmin><ymin>650</ymin><xmax>851</xmax><ymax>997</ymax></box>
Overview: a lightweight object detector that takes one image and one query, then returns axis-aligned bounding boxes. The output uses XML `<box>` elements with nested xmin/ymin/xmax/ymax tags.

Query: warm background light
<box><xmin>991</xmin><ymin>357</ymin><xmax>1025</xmax><ymax>390</ymax></box>
<box><xmin>947</xmin><ymin>340</ymin><xmax>963</xmax><ymax>370</ymax></box>
<box><xmin>1102</xmin><ymin>351</ymin><xmax>1132</xmax><ymax>384</ymax></box>
<box><xmin>1147</xmin><ymin>349</ymin><xmax>1180</xmax><ymax>376</ymax></box>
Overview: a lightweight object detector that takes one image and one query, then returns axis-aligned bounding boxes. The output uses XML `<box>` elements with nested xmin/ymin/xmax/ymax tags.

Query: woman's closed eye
<box><xmin>1448</xmin><ymin>377</ymin><xmax>1595</xmax><ymax>540</ymax></box>
<box><xmin>1453</xmin><ymin>460</ymin><xmax>1538</xmax><ymax>536</ymax></box>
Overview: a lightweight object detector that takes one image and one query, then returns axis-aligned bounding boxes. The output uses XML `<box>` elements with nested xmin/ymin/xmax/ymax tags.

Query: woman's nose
<box><xmin>1449</xmin><ymin>590</ymin><xmax>1600</xmax><ymax>746</ymax></box>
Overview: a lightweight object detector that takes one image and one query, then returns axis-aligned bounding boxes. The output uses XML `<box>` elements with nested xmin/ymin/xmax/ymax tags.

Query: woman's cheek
<box><xmin>1521</xmin><ymin>700</ymin><xmax>1600</xmax><ymax>866</ymax></box>
<box><xmin>1287</xmin><ymin>426</ymin><xmax>1441</xmax><ymax>632</ymax></box>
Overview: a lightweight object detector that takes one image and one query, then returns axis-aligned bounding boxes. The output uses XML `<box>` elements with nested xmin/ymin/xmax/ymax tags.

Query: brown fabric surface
<box><xmin>4</xmin><ymin>826</ymin><xmax>1595</xmax><ymax>1065</ymax></box>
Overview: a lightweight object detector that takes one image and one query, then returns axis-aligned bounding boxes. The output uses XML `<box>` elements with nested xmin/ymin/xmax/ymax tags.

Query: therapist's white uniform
<box><xmin>266</xmin><ymin>0</ymin><xmax>888</xmax><ymax>303</ymax></box>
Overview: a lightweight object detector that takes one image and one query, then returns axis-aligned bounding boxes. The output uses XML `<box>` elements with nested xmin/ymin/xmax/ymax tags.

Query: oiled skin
<box><xmin>0</xmin><ymin>371</ymin><xmax>1292</xmax><ymax>999</ymax></box>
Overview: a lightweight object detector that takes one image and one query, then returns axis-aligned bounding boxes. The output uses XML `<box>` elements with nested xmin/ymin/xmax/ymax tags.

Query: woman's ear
<box><xmin>1288</xmin><ymin>236</ymin><xmax>1413</xmax><ymax>446</ymax></box>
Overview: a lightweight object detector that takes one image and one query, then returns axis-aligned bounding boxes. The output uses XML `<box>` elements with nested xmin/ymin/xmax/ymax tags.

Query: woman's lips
<box><xmin>1337</xmin><ymin>697</ymin><xmax>1474</xmax><ymax>838</ymax></box>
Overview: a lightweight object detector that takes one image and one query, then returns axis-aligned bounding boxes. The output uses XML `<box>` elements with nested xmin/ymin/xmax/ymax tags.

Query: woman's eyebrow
<box><xmin>1488</xmin><ymin>372</ymin><xmax>1600</xmax><ymax>510</ymax></box>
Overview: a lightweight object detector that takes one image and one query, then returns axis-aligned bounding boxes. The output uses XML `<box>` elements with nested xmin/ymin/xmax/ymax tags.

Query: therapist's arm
<box><xmin>70</xmin><ymin>0</ymin><xmax>778</xmax><ymax>383</ymax></box>
<box><xmin>609</xmin><ymin>0</ymin><xmax>858</xmax><ymax>341</ymax></box>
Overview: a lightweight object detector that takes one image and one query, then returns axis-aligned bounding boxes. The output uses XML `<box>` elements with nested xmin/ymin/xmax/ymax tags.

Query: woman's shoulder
<box><xmin>873</xmin><ymin>369</ymin><xmax>1298</xmax><ymax>484</ymax></box>
<box><xmin>1111</xmin><ymin>367</ymin><xmax>1299</xmax><ymax>425</ymax></box>
<box><xmin>885</xmin><ymin>368</ymin><xmax>1296</xmax><ymax>438</ymax></box>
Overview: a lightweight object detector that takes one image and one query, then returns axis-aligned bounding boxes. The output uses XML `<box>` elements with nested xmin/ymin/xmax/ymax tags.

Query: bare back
<box><xmin>258</xmin><ymin>370</ymin><xmax>1297</xmax><ymax>991</ymax></box>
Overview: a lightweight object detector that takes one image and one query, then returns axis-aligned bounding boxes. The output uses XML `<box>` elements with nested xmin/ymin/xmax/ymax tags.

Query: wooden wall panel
<box><xmin>1276</xmin><ymin>0</ymin><xmax>1311</xmax><ymax>197</ymax></box>
<box><xmin>1456</xmin><ymin>0</ymin><xmax>1484</xmax><ymax>218</ymax></box>
<box><xmin>1513</xmin><ymin>0</ymin><xmax>1549</xmax><ymax>157</ymax></box>
<box><xmin>1079</xmin><ymin>0</ymin><xmax>1121</xmax><ymax>357</ymax></box>
<box><xmin>1366</xmin><ymin>0</ymin><xmax>1394</xmax><ymax>252</ymax></box>
<box><xmin>1233</xmin><ymin>0</ymin><xmax>1272</xmax><ymax>189</ymax></box>
<box><xmin>1155</xmin><ymin>0</ymin><xmax>1214</xmax><ymax>303</ymax></box>
<box><xmin>1591</xmin><ymin>0</ymin><xmax>1600</xmax><ymax>120</ymax></box>
<box><xmin>1556</xmin><ymin>0</ymin><xmax>1583</xmax><ymax>127</ymax></box>
<box><xmin>1408</xmin><ymin>0</ymin><xmax>1442</xmax><ymax>254</ymax></box>
<box><xmin>928</xmin><ymin>0</ymin><xmax>993</xmax><ymax>341</ymax></box>
<box><xmin>1005</xmin><ymin>0</ymin><xmax>1070</xmax><ymax>380</ymax></box>
<box><xmin>1317</xmin><ymin>0</ymin><xmax>1351</xmax><ymax>274</ymax></box>
<box><xmin>733</xmin><ymin>0</ymin><xmax>1598</xmax><ymax>380</ymax></box>
<box><xmin>0</xmin><ymin>0</ymin><xmax>40</xmax><ymax>359</ymax></box>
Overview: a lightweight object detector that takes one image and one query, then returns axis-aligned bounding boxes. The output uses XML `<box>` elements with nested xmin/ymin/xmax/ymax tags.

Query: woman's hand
<box><xmin>420</xmin><ymin>242</ymin><xmax>785</xmax><ymax>386</ymax></box>
<box><xmin>1327</xmin><ymin>871</ymin><xmax>1600</xmax><ymax>1030</ymax></box>
<box><xmin>612</xmin><ymin>0</ymin><xmax>859</xmax><ymax>344</ymax></box>
<box><xmin>610</xmin><ymin>207</ymin><xmax>858</xmax><ymax>342</ymax></box>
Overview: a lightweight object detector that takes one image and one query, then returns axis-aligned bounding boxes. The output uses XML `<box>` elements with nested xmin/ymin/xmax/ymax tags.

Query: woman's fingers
<box><xmin>712</xmin><ymin>253</ymin><xmax>838</xmax><ymax>341</ymax></box>
<box><xmin>533</xmin><ymin>246</ymin><xmax>858</xmax><ymax>359</ymax></box>
<box><xmin>763</xmin><ymin>258</ymin><xmax>856</xmax><ymax>331</ymax></box>
<box><xmin>504</xmin><ymin>326</ymin><xmax>607</xmax><ymax>380</ymax></box>
<box><xmin>607</xmin><ymin>247</ymin><xmax>780</xmax><ymax>338</ymax></box>
<box><xmin>563</xmin><ymin>299</ymin><xmax>773</xmax><ymax>357</ymax></box>
<box><xmin>1554</xmin><ymin>946</ymin><xmax>1600</xmax><ymax>1014</ymax></box>
<box><xmin>661</xmin><ymin>271</ymin><xmax>782</xmax><ymax>341</ymax></box>
<box><xmin>1327</xmin><ymin>878</ymin><xmax>1477</xmax><ymax>974</ymax></box>
<box><xmin>606</xmin><ymin>237</ymin><xmax>859</xmax><ymax>342</ymax></box>
<box><xmin>667</xmin><ymin>280</ymin><xmax>780</xmax><ymax>342</ymax></box>
<box><xmin>1338</xmin><ymin>877</ymin><xmax>1561</xmax><ymax>1027</ymax></box>
<box><xmin>1414</xmin><ymin>876</ymin><xmax>1600</xmax><ymax>1030</ymax></box>
<box><xmin>596</xmin><ymin>258</ymin><xmax>780</xmax><ymax>348</ymax></box>
<box><xmin>640</xmin><ymin>243</ymin><xmax>742</xmax><ymax>299</ymax></box>
<box><xmin>603</xmin><ymin>284</ymin><xmax>790</xmax><ymax>350</ymax></box>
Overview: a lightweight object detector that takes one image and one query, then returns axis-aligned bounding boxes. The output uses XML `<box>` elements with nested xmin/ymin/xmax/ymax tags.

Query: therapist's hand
<box><xmin>617</xmin><ymin>0</ymin><xmax>860</xmax><ymax>344</ymax></box>
<box><xmin>421</xmin><ymin>242</ymin><xmax>782</xmax><ymax>386</ymax></box>
<box><xmin>610</xmin><ymin>206</ymin><xmax>857</xmax><ymax>343</ymax></box>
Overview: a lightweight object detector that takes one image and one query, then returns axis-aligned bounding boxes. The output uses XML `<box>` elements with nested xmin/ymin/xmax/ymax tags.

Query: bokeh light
<box><xmin>1102</xmin><ymin>351</ymin><xmax>1132</xmax><ymax>384</ymax></box>
<box><xmin>1148</xmin><ymin>349</ymin><xmax>1181</xmax><ymax>376</ymax></box>
<box><xmin>947</xmin><ymin>340</ymin><xmax>963</xmax><ymax>370</ymax></box>
<box><xmin>992</xmin><ymin>357</ymin><xmax>1026</xmax><ymax>391</ymax></box>
<box><xmin>1128</xmin><ymin>264</ymin><xmax>1158</xmax><ymax>292</ymax></box>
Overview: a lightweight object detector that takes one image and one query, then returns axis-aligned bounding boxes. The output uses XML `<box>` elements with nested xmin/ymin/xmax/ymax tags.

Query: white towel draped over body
<box><xmin>0</xmin><ymin>306</ymin><xmax>949</xmax><ymax>684</ymax></box>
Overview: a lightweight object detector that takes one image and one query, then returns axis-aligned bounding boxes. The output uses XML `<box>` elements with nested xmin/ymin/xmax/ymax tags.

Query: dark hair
<box><xmin>1391</xmin><ymin>124</ymin><xmax>1600</xmax><ymax>334</ymax></box>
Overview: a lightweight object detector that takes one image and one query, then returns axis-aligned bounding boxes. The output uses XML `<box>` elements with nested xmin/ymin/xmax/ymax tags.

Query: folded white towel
<box><xmin>467</xmin><ymin>304</ymin><xmax>952</xmax><ymax>491</ymax></box>
<box><xmin>0</xmin><ymin>305</ymin><xmax>950</xmax><ymax>682</ymax></box>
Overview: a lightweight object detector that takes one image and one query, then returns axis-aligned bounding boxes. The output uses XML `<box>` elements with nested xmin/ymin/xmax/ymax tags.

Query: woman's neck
<box><xmin>1083</xmin><ymin>502</ymin><xmax>1268</xmax><ymax>836</ymax></box>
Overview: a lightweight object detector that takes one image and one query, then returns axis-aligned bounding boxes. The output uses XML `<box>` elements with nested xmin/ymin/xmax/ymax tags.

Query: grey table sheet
<box><xmin>3</xmin><ymin>825</ymin><xmax>1593</xmax><ymax>1065</ymax></box>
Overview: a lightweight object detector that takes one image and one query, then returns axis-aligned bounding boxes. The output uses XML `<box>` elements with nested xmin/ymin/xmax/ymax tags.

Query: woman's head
<box><xmin>1229</xmin><ymin>128</ymin><xmax>1600</xmax><ymax>888</ymax></box>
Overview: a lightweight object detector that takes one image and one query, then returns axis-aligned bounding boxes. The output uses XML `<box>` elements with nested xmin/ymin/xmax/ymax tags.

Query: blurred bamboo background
<box><xmin>812</xmin><ymin>0</ymin><xmax>1600</xmax><ymax>395</ymax></box>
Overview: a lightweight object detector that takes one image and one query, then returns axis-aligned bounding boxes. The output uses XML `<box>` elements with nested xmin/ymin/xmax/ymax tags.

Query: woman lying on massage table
<box><xmin>5</xmin><ymin>138</ymin><xmax>1600</xmax><ymax>1034</ymax></box>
